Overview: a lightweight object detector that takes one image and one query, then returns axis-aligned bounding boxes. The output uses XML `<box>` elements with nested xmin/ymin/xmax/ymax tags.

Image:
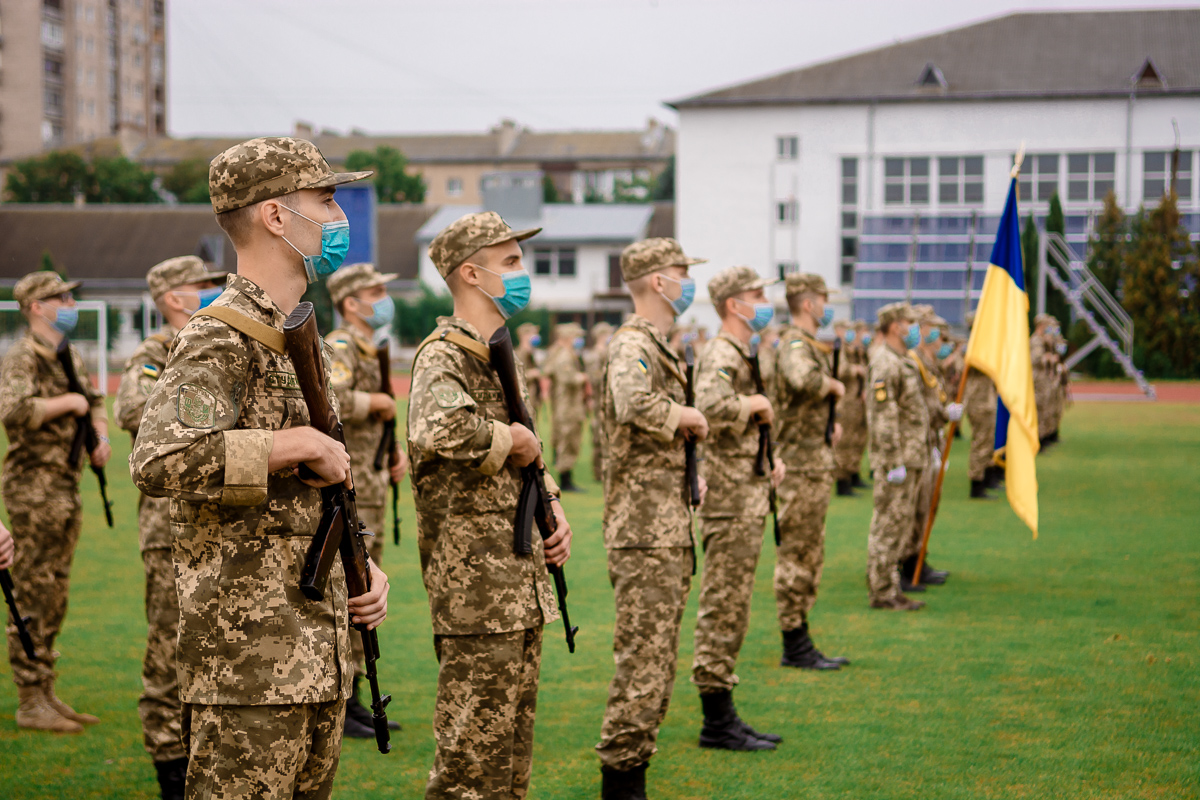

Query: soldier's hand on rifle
<box><xmin>831</xmin><ymin>422</ymin><xmax>843</xmax><ymax>448</ymax></box>
<box><xmin>886</xmin><ymin>465</ymin><xmax>907</xmax><ymax>484</ymax></box>
<box><xmin>389</xmin><ymin>449</ymin><xmax>408</xmax><ymax>484</ymax></box>
<box><xmin>945</xmin><ymin>402</ymin><xmax>963</xmax><ymax>422</ymax></box>
<box><xmin>749</xmin><ymin>393</ymin><xmax>774</xmax><ymax>425</ymax></box>
<box><xmin>347</xmin><ymin>558</ymin><xmax>389</xmax><ymax>630</ymax></box>
<box><xmin>697</xmin><ymin>475</ymin><xmax>708</xmax><ymax>506</ymax></box>
<box><xmin>0</xmin><ymin>522</ymin><xmax>13</xmax><ymax>570</ymax></box>
<box><xmin>271</xmin><ymin>427</ymin><xmax>352</xmax><ymax>489</ymax></box>
<box><xmin>368</xmin><ymin>393</ymin><xmax>397</xmax><ymax>421</ymax></box>
<box><xmin>90</xmin><ymin>438</ymin><xmax>112</xmax><ymax>468</ymax></box>
<box><xmin>822</xmin><ymin>377</ymin><xmax>846</xmax><ymax>399</ymax></box>
<box><xmin>771</xmin><ymin>457</ymin><xmax>787</xmax><ymax>488</ymax></box>
<box><xmin>47</xmin><ymin>392</ymin><xmax>92</xmax><ymax>419</ymax></box>
<box><xmin>508</xmin><ymin>423</ymin><xmax>540</xmax><ymax>468</ymax></box>
<box><xmin>679</xmin><ymin>407</ymin><xmax>709</xmax><ymax>441</ymax></box>
<box><xmin>543</xmin><ymin>497</ymin><xmax>573</xmax><ymax>567</ymax></box>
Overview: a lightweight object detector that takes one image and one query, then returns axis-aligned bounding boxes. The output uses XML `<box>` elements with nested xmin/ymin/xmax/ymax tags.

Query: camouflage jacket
<box><xmin>130</xmin><ymin>274</ymin><xmax>352</xmax><ymax>706</ymax></box>
<box><xmin>774</xmin><ymin>326</ymin><xmax>834</xmax><ymax>474</ymax></box>
<box><xmin>911</xmin><ymin>348</ymin><xmax>949</xmax><ymax>448</ymax></box>
<box><xmin>694</xmin><ymin>332</ymin><xmax>769</xmax><ymax>519</ymax></box>
<box><xmin>601</xmin><ymin>314</ymin><xmax>691</xmax><ymax>549</ymax></box>
<box><xmin>326</xmin><ymin>326</ymin><xmax>389</xmax><ymax>509</ymax></box>
<box><xmin>114</xmin><ymin>326</ymin><xmax>176</xmax><ymax>551</ymax></box>
<box><xmin>866</xmin><ymin>342</ymin><xmax>930</xmax><ymax>471</ymax></box>
<box><xmin>582</xmin><ymin>345</ymin><xmax>608</xmax><ymax>400</ymax></box>
<box><xmin>406</xmin><ymin>316</ymin><xmax>558</xmax><ymax>637</ymax></box>
<box><xmin>964</xmin><ymin>366</ymin><xmax>997</xmax><ymax>414</ymax></box>
<box><xmin>543</xmin><ymin>343</ymin><xmax>588</xmax><ymax>419</ymax></box>
<box><xmin>836</xmin><ymin>342</ymin><xmax>868</xmax><ymax>429</ymax></box>
<box><xmin>517</xmin><ymin>345</ymin><xmax>543</xmax><ymax>406</ymax></box>
<box><xmin>0</xmin><ymin>330</ymin><xmax>105</xmax><ymax>484</ymax></box>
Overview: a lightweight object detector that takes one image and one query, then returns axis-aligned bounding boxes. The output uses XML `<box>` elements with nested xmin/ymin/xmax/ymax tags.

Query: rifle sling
<box><xmin>194</xmin><ymin>307</ymin><xmax>286</xmax><ymax>355</ymax></box>
<box><xmin>414</xmin><ymin>329</ymin><xmax>491</xmax><ymax>365</ymax></box>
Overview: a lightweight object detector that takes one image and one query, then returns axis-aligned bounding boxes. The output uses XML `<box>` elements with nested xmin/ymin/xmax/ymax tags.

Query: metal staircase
<box><xmin>1038</xmin><ymin>232</ymin><xmax>1155</xmax><ymax>399</ymax></box>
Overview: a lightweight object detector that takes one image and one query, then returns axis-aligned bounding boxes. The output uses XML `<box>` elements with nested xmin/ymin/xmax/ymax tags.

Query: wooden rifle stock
<box><xmin>683</xmin><ymin>342</ymin><xmax>701</xmax><ymax>507</ymax></box>
<box><xmin>1</xmin><ymin>569</ymin><xmax>36</xmax><ymax>660</ymax></box>
<box><xmin>284</xmin><ymin>303</ymin><xmax>392</xmax><ymax>754</ymax></box>
<box><xmin>825</xmin><ymin>338</ymin><xmax>841</xmax><ymax>446</ymax></box>
<box><xmin>372</xmin><ymin>341</ymin><xmax>402</xmax><ymax>546</ymax></box>
<box><xmin>54</xmin><ymin>338</ymin><xmax>113</xmax><ymax>527</ymax></box>
<box><xmin>747</xmin><ymin>337</ymin><xmax>781</xmax><ymax>547</ymax></box>
<box><xmin>912</xmin><ymin>365</ymin><xmax>970</xmax><ymax>587</ymax></box>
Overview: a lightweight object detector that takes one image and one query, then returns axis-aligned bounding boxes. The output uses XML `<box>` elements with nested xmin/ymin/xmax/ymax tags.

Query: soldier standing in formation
<box><xmin>131</xmin><ymin>137</ymin><xmax>390</xmax><ymax>798</ymax></box>
<box><xmin>865</xmin><ymin>303</ymin><xmax>929</xmax><ymax>611</ymax></box>
<box><xmin>515</xmin><ymin>322</ymin><xmax>547</xmax><ymax>419</ymax></box>
<box><xmin>0</xmin><ymin>271</ymin><xmax>110</xmax><ymax>734</ymax></box>
<box><xmin>596</xmin><ymin>238</ymin><xmax>710</xmax><ymax>800</ymax></box>
<box><xmin>964</xmin><ymin>312</ymin><xmax>1001</xmax><ymax>498</ymax></box>
<box><xmin>1031</xmin><ymin>313</ymin><xmax>1067</xmax><ymax>447</ymax></box>
<box><xmin>690</xmin><ymin>265</ymin><xmax>783</xmax><ymax>751</ymax></box>
<box><xmin>582</xmin><ymin>320</ymin><xmax>614</xmax><ymax>483</ymax></box>
<box><xmin>114</xmin><ymin>256</ymin><xmax>227</xmax><ymax>798</ymax></box>
<box><xmin>832</xmin><ymin>318</ymin><xmax>869</xmax><ymax>496</ymax></box>
<box><xmin>407</xmin><ymin>211</ymin><xmax>572</xmax><ymax>799</ymax></box>
<box><xmin>773</xmin><ymin>274</ymin><xmax>851</xmax><ymax>667</ymax></box>
<box><xmin>324</xmin><ymin>263</ymin><xmax>408</xmax><ymax>740</ymax></box>
<box><xmin>544</xmin><ymin>321</ymin><xmax>589</xmax><ymax>492</ymax></box>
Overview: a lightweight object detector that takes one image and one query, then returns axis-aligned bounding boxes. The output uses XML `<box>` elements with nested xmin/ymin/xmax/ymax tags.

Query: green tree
<box><xmin>301</xmin><ymin>280</ymin><xmax>336</xmax><ymax>337</ymax></box>
<box><xmin>542</xmin><ymin>174</ymin><xmax>560</xmax><ymax>203</ymax></box>
<box><xmin>344</xmin><ymin>146</ymin><xmax>425</xmax><ymax>204</ymax></box>
<box><xmin>1087</xmin><ymin>190</ymin><xmax>1126</xmax><ymax>296</ymax></box>
<box><xmin>1043</xmin><ymin>193</ymin><xmax>1071</xmax><ymax>326</ymax></box>
<box><xmin>393</xmin><ymin>284</ymin><xmax>453</xmax><ymax>344</ymax></box>
<box><xmin>5</xmin><ymin>152</ymin><xmax>90</xmax><ymax>202</ymax></box>
<box><xmin>162</xmin><ymin>158</ymin><xmax>212</xmax><ymax>203</ymax></box>
<box><xmin>89</xmin><ymin>156</ymin><xmax>159</xmax><ymax>203</ymax></box>
<box><xmin>1021</xmin><ymin>213</ymin><xmax>1039</xmax><ymax>328</ymax></box>
<box><xmin>40</xmin><ymin>249</ymin><xmax>66</xmax><ymax>278</ymax></box>
<box><xmin>613</xmin><ymin>173</ymin><xmax>653</xmax><ymax>204</ymax></box>
<box><xmin>652</xmin><ymin>155</ymin><xmax>675</xmax><ymax>201</ymax></box>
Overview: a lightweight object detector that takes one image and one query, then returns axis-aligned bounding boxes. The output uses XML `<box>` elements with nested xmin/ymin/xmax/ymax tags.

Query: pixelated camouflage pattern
<box><xmin>911</xmin><ymin>347</ymin><xmax>949</xmax><ymax>449</ymax></box>
<box><xmin>426</xmin><ymin>627</ymin><xmax>543</xmax><ymax>800</ymax></box>
<box><xmin>130</xmin><ymin>274</ymin><xmax>352</xmax><ymax>705</ymax></box>
<box><xmin>618</xmin><ymin>238</ymin><xmax>706</xmax><ymax>282</ymax></box>
<box><xmin>406</xmin><ymin>316</ymin><xmax>558</xmax><ymax>636</ymax></box>
<box><xmin>600</xmin><ymin>315</ymin><xmax>692</xmax><ymax>549</ymax></box>
<box><xmin>542</xmin><ymin>341</ymin><xmax>587</xmax><ymax>472</ymax></box>
<box><xmin>427</xmin><ymin>212</ymin><xmax>541</xmax><ymax>278</ymax></box>
<box><xmin>691</xmin><ymin>516</ymin><xmax>765</xmax><ymax>694</ymax></box>
<box><xmin>325</xmin><ymin>262</ymin><xmax>397</xmax><ymax>306</ymax></box>
<box><xmin>208</xmin><ymin>136</ymin><xmax>372</xmax><ymax>214</ymax></box>
<box><xmin>146</xmin><ymin>256</ymin><xmax>227</xmax><ymax>300</ymax></box>
<box><xmin>834</xmin><ymin>338</ymin><xmax>869</xmax><ymax>479</ymax></box>
<box><xmin>516</xmin><ymin>343</ymin><xmax>544</xmax><ymax>416</ymax></box>
<box><xmin>596</xmin><ymin>546</ymin><xmax>693</xmax><ymax>771</ymax></box>
<box><xmin>582</xmin><ymin>338</ymin><xmax>609</xmax><ymax>481</ymax></box>
<box><xmin>783</xmin><ymin>272</ymin><xmax>832</xmax><ymax>298</ymax></box>
<box><xmin>866</xmin><ymin>343</ymin><xmax>930</xmax><ymax>472</ymax></box>
<box><xmin>694</xmin><ymin>333</ymin><xmax>769</xmax><ymax>518</ymax></box>
<box><xmin>867</xmin><ymin>467</ymin><xmax>925</xmax><ymax>602</ymax></box>
<box><xmin>183</xmin><ymin>699</ymin><xmax>344</xmax><ymax>799</ymax></box>
<box><xmin>773</xmin><ymin>326</ymin><xmax>835</xmax><ymax>474</ymax></box>
<box><xmin>965</xmin><ymin>367</ymin><xmax>997</xmax><ymax>480</ymax></box>
<box><xmin>904</xmin><ymin>459</ymin><xmax>936</xmax><ymax>562</ymax></box>
<box><xmin>774</xmin><ymin>470</ymin><xmax>833</xmax><ymax>630</ymax></box>
<box><xmin>706</xmin><ymin>266</ymin><xmax>770</xmax><ymax>307</ymax></box>
<box><xmin>139</xmin><ymin>548</ymin><xmax>185</xmax><ymax>762</ymax></box>
<box><xmin>12</xmin><ymin>271</ymin><xmax>80</xmax><ymax>305</ymax></box>
<box><xmin>1031</xmin><ymin>331</ymin><xmax>1065</xmax><ymax>438</ymax></box>
<box><xmin>876</xmin><ymin>301</ymin><xmax>915</xmax><ymax>330</ymax></box>
<box><xmin>325</xmin><ymin>327</ymin><xmax>389</xmax><ymax>510</ymax></box>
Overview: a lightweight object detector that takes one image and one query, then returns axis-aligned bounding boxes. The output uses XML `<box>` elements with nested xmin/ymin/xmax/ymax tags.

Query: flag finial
<box><xmin>1011</xmin><ymin>141</ymin><xmax>1026</xmax><ymax>179</ymax></box>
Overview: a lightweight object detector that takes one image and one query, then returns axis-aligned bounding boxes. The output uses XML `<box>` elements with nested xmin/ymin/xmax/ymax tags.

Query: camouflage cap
<box><xmin>913</xmin><ymin>305</ymin><xmax>947</xmax><ymax>326</ymax></box>
<box><xmin>208</xmin><ymin>137</ymin><xmax>372</xmax><ymax>214</ymax></box>
<box><xmin>1034</xmin><ymin>313</ymin><xmax>1060</xmax><ymax>328</ymax></box>
<box><xmin>590</xmin><ymin>321</ymin><xmax>614</xmax><ymax>342</ymax></box>
<box><xmin>853</xmin><ymin>319</ymin><xmax>870</xmax><ymax>329</ymax></box>
<box><xmin>516</xmin><ymin>322</ymin><xmax>540</xmax><ymax>335</ymax></box>
<box><xmin>877</xmin><ymin>301</ymin><xmax>915</xmax><ymax>329</ymax></box>
<box><xmin>784</xmin><ymin>272</ymin><xmax>838</xmax><ymax>298</ymax></box>
<box><xmin>14</xmin><ymin>271</ymin><xmax>81</xmax><ymax>306</ymax></box>
<box><xmin>708</xmin><ymin>265</ymin><xmax>772</xmax><ymax>307</ymax></box>
<box><xmin>146</xmin><ymin>256</ymin><xmax>228</xmax><ymax>300</ymax></box>
<box><xmin>555</xmin><ymin>321</ymin><xmax>584</xmax><ymax>339</ymax></box>
<box><xmin>326</xmin><ymin>262</ymin><xmax>398</xmax><ymax>305</ymax></box>
<box><xmin>619</xmin><ymin>238</ymin><xmax>706</xmax><ymax>282</ymax></box>
<box><xmin>429</xmin><ymin>211</ymin><xmax>541</xmax><ymax>278</ymax></box>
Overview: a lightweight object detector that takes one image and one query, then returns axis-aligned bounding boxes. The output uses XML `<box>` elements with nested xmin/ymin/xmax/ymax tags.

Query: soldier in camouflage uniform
<box><xmin>1032</xmin><ymin>313</ymin><xmax>1066</xmax><ymax>446</ymax></box>
<box><xmin>595</xmin><ymin>238</ymin><xmax>711</xmax><ymax>800</ymax></box>
<box><xmin>543</xmin><ymin>322</ymin><xmax>589</xmax><ymax>492</ymax></box>
<box><xmin>324</xmin><ymin>262</ymin><xmax>408</xmax><ymax>740</ymax></box>
<box><xmin>964</xmin><ymin>311</ymin><xmax>1000</xmax><ymax>499</ymax></box>
<box><xmin>130</xmin><ymin>137</ymin><xmax>391</xmax><ymax>800</ymax></box>
<box><xmin>114</xmin><ymin>256</ymin><xmax>226</xmax><ymax>798</ymax></box>
<box><xmin>772</xmin><ymin>274</ymin><xmax>851</xmax><ymax>669</ymax></box>
<box><xmin>689</xmin><ymin>266</ymin><xmax>784</xmax><ymax>752</ymax></box>
<box><xmin>515</xmin><ymin>322</ymin><xmax>547</xmax><ymax>420</ymax></box>
<box><xmin>1</xmin><ymin>271</ymin><xmax>111</xmax><ymax>734</ymax></box>
<box><xmin>408</xmin><ymin>211</ymin><xmax>572</xmax><ymax>800</ymax></box>
<box><xmin>832</xmin><ymin>319</ymin><xmax>869</xmax><ymax>496</ymax></box>
<box><xmin>865</xmin><ymin>302</ymin><xmax>929</xmax><ymax>611</ymax></box>
<box><xmin>583</xmin><ymin>321</ymin><xmax>614</xmax><ymax>483</ymax></box>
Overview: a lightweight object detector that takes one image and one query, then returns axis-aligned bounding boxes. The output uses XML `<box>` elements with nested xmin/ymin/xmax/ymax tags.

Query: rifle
<box><xmin>825</xmin><ymin>338</ymin><xmax>841</xmax><ymax>446</ymax></box>
<box><xmin>747</xmin><ymin>337</ymin><xmax>781</xmax><ymax>547</ymax></box>
<box><xmin>683</xmin><ymin>342</ymin><xmax>701</xmax><ymax>507</ymax></box>
<box><xmin>283</xmin><ymin>303</ymin><xmax>392</xmax><ymax>755</ymax></box>
<box><xmin>55</xmin><ymin>339</ymin><xmax>113</xmax><ymax>527</ymax></box>
<box><xmin>1</xmin><ymin>569</ymin><xmax>36</xmax><ymax>660</ymax></box>
<box><xmin>912</xmin><ymin>366</ymin><xmax>969</xmax><ymax>587</ymax></box>
<box><xmin>488</xmin><ymin>326</ymin><xmax>578</xmax><ymax>654</ymax></box>
<box><xmin>371</xmin><ymin>341</ymin><xmax>402</xmax><ymax>546</ymax></box>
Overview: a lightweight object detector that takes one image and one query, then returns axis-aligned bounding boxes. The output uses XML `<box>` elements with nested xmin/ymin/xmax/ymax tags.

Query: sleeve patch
<box><xmin>717</xmin><ymin>368</ymin><xmax>732</xmax><ymax>383</ymax></box>
<box><xmin>329</xmin><ymin>362</ymin><xmax>353</xmax><ymax>386</ymax></box>
<box><xmin>141</xmin><ymin>364</ymin><xmax>160</xmax><ymax>379</ymax></box>
<box><xmin>330</xmin><ymin>337</ymin><xmax>351</xmax><ymax>349</ymax></box>
<box><xmin>430</xmin><ymin>380</ymin><xmax>472</xmax><ymax>410</ymax></box>
<box><xmin>176</xmin><ymin>384</ymin><xmax>217</xmax><ymax>428</ymax></box>
<box><xmin>636</xmin><ymin>359</ymin><xmax>649</xmax><ymax>375</ymax></box>
<box><xmin>873</xmin><ymin>379</ymin><xmax>888</xmax><ymax>402</ymax></box>
<box><xmin>789</xmin><ymin>339</ymin><xmax>804</xmax><ymax>350</ymax></box>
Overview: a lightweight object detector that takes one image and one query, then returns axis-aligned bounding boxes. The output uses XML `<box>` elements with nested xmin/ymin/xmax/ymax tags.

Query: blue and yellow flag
<box><xmin>965</xmin><ymin>174</ymin><xmax>1039</xmax><ymax>537</ymax></box>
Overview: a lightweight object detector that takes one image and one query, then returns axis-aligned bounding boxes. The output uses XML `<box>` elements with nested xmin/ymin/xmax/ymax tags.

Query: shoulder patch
<box><xmin>176</xmin><ymin>384</ymin><xmax>217</xmax><ymax>429</ymax></box>
<box><xmin>717</xmin><ymin>368</ymin><xmax>732</xmax><ymax>383</ymax></box>
<box><xmin>636</xmin><ymin>359</ymin><xmax>649</xmax><ymax>375</ymax></box>
<box><xmin>329</xmin><ymin>361</ymin><xmax>353</xmax><ymax>386</ymax></box>
<box><xmin>329</xmin><ymin>337</ymin><xmax>351</xmax><ymax>350</ymax></box>
<box><xmin>429</xmin><ymin>380</ymin><xmax>472</xmax><ymax>410</ymax></box>
<box><xmin>873</xmin><ymin>379</ymin><xmax>888</xmax><ymax>403</ymax></box>
<box><xmin>141</xmin><ymin>364</ymin><xmax>160</xmax><ymax>379</ymax></box>
<box><xmin>789</xmin><ymin>339</ymin><xmax>804</xmax><ymax>350</ymax></box>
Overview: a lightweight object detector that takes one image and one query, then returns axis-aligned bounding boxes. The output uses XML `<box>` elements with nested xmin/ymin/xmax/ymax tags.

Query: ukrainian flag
<box><xmin>965</xmin><ymin>173</ymin><xmax>1039</xmax><ymax>537</ymax></box>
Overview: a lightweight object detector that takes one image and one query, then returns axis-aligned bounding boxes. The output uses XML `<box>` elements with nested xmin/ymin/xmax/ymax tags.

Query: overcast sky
<box><xmin>168</xmin><ymin>0</ymin><xmax>1193</xmax><ymax>137</ymax></box>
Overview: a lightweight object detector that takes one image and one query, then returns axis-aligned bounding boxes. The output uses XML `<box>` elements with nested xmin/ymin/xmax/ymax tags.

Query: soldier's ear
<box><xmin>259</xmin><ymin>199</ymin><xmax>289</xmax><ymax>237</ymax></box>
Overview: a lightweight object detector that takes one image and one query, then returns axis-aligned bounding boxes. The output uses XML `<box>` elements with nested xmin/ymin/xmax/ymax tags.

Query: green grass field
<box><xmin>1</xmin><ymin>401</ymin><xmax>1198</xmax><ymax>799</ymax></box>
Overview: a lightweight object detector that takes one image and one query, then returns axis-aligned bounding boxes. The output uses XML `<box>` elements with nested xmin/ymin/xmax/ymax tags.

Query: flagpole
<box><xmin>911</xmin><ymin>365</ymin><xmax>969</xmax><ymax>586</ymax></box>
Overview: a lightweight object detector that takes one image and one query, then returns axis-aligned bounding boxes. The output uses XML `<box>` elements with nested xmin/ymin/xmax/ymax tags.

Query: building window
<box><xmin>133</xmin><ymin>52</ymin><xmax>143</xmax><ymax>68</ymax></box>
<box><xmin>777</xmin><ymin>136</ymin><xmax>799</xmax><ymax>160</ymax></box>
<box><xmin>884</xmin><ymin>157</ymin><xmax>930</xmax><ymax>205</ymax></box>
<box><xmin>446</xmin><ymin>177</ymin><xmax>462</xmax><ymax>197</ymax></box>
<box><xmin>533</xmin><ymin>247</ymin><xmax>577</xmax><ymax>278</ymax></box>
<box><xmin>1065</xmin><ymin>153</ymin><xmax>1116</xmax><ymax>203</ymax></box>
<box><xmin>841</xmin><ymin>158</ymin><xmax>857</xmax><ymax>205</ymax></box>
<box><xmin>1018</xmin><ymin>154</ymin><xmax>1060</xmax><ymax>203</ymax></box>
<box><xmin>1144</xmin><ymin>151</ymin><xmax>1194</xmax><ymax>202</ymax></box>
<box><xmin>938</xmin><ymin>156</ymin><xmax>984</xmax><ymax>205</ymax></box>
<box><xmin>777</xmin><ymin>261</ymin><xmax>799</xmax><ymax>280</ymax></box>
<box><xmin>42</xmin><ymin>20</ymin><xmax>65</xmax><ymax>49</ymax></box>
<box><xmin>557</xmin><ymin>248</ymin><xmax>576</xmax><ymax>277</ymax></box>
<box><xmin>841</xmin><ymin>157</ymin><xmax>859</xmax><ymax>285</ymax></box>
<box><xmin>777</xmin><ymin>199</ymin><xmax>798</xmax><ymax>224</ymax></box>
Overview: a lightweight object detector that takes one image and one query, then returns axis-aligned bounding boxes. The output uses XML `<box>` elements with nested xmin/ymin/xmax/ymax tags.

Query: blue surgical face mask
<box><xmin>529</xmin><ymin>334</ymin><xmax>542</xmax><ymax>348</ymax></box>
<box><xmin>844</xmin><ymin>330</ymin><xmax>856</xmax><ymax>344</ymax></box>
<box><xmin>283</xmin><ymin>208</ymin><xmax>351</xmax><ymax>283</ymax></box>
<box><xmin>475</xmin><ymin>265</ymin><xmax>532</xmax><ymax>319</ymax></box>
<box><xmin>736</xmin><ymin>300</ymin><xmax>774</xmax><ymax>332</ymax></box>
<box><xmin>862</xmin><ymin>333</ymin><xmax>873</xmax><ymax>346</ymax></box>
<box><xmin>659</xmin><ymin>275</ymin><xmax>695</xmax><ymax>316</ymax></box>
<box><xmin>819</xmin><ymin>307</ymin><xmax>834</xmax><ymax>328</ymax></box>
<box><xmin>1056</xmin><ymin>342</ymin><xmax>1068</xmax><ymax>356</ymax></box>
<box><xmin>937</xmin><ymin>342</ymin><xmax>953</xmax><ymax>359</ymax></box>
<box><xmin>925</xmin><ymin>328</ymin><xmax>941</xmax><ymax>344</ymax></box>
<box><xmin>903</xmin><ymin>323</ymin><xmax>921</xmax><ymax>350</ymax></box>
<box><xmin>365</xmin><ymin>296</ymin><xmax>395</xmax><ymax>330</ymax></box>
<box><xmin>180</xmin><ymin>287</ymin><xmax>223</xmax><ymax>315</ymax></box>
<box><xmin>574</xmin><ymin>337</ymin><xmax>585</xmax><ymax>351</ymax></box>
<box><xmin>48</xmin><ymin>306</ymin><xmax>78</xmax><ymax>334</ymax></box>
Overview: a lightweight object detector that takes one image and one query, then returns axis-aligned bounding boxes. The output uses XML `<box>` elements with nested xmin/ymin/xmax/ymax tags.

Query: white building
<box><xmin>669</xmin><ymin>9</ymin><xmax>1200</xmax><ymax>326</ymax></box>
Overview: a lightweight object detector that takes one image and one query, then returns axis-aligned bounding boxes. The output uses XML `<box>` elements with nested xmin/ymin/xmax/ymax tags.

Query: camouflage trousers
<box><xmin>775</xmin><ymin>471</ymin><xmax>833</xmax><ymax>630</ymax></box>
<box><xmin>426</xmin><ymin>627</ymin><xmax>543</xmax><ymax>800</ymax></box>
<box><xmin>691</xmin><ymin>516</ymin><xmax>766</xmax><ymax>694</ymax></box>
<box><xmin>833</xmin><ymin>421</ymin><xmax>869</xmax><ymax>480</ymax></box>
<box><xmin>141</xmin><ymin>547</ymin><xmax>185</xmax><ymax>763</ymax></box>
<box><xmin>967</xmin><ymin>405</ymin><xmax>995</xmax><ymax>481</ymax></box>
<box><xmin>3</xmin><ymin>477</ymin><xmax>81</xmax><ymax>688</ymax></box>
<box><xmin>182</xmin><ymin>699</ymin><xmax>344</xmax><ymax>800</ymax></box>
<box><xmin>591</xmin><ymin>417</ymin><xmax>605</xmax><ymax>483</ymax></box>
<box><xmin>867</xmin><ymin>467</ymin><xmax>924</xmax><ymax>603</ymax></box>
<box><xmin>350</xmin><ymin>505</ymin><xmax>386</xmax><ymax>679</ymax></box>
<box><xmin>1035</xmin><ymin>375</ymin><xmax>1055</xmax><ymax>438</ymax></box>
<box><xmin>553</xmin><ymin>410</ymin><xmax>584</xmax><ymax>473</ymax></box>
<box><xmin>902</xmin><ymin>455</ymin><xmax>937</xmax><ymax>562</ymax></box>
<box><xmin>596</xmin><ymin>546</ymin><xmax>693</xmax><ymax>771</ymax></box>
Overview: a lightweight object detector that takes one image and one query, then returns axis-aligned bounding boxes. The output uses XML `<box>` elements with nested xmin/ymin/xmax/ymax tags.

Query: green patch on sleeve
<box><xmin>176</xmin><ymin>384</ymin><xmax>217</xmax><ymax>428</ymax></box>
<box><xmin>430</xmin><ymin>380</ymin><xmax>472</xmax><ymax>410</ymax></box>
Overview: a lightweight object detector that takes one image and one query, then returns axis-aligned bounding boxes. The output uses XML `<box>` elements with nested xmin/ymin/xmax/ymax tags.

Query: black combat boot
<box><xmin>851</xmin><ymin>472</ymin><xmax>868</xmax><ymax>488</ymax></box>
<box><xmin>836</xmin><ymin>478</ymin><xmax>855</xmax><ymax>496</ymax></box>
<box><xmin>601</xmin><ymin>762</ymin><xmax>648</xmax><ymax>800</ymax></box>
<box><xmin>346</xmin><ymin>676</ymin><xmax>400</xmax><ymax>731</ymax></box>
<box><xmin>560</xmin><ymin>470</ymin><xmax>584</xmax><ymax>493</ymax></box>
<box><xmin>807</xmin><ymin>624</ymin><xmax>850</xmax><ymax>667</ymax></box>
<box><xmin>985</xmin><ymin>465</ymin><xmax>1004</xmax><ymax>488</ymax></box>
<box><xmin>780</xmin><ymin>624</ymin><xmax>840</xmax><ymax>670</ymax></box>
<box><xmin>698</xmin><ymin>690</ymin><xmax>776</xmax><ymax>751</ymax></box>
<box><xmin>900</xmin><ymin>555</ymin><xmax>946</xmax><ymax>586</ymax></box>
<box><xmin>154</xmin><ymin>757</ymin><xmax>187</xmax><ymax>800</ymax></box>
<box><xmin>970</xmin><ymin>480</ymin><xmax>992</xmax><ymax>499</ymax></box>
<box><xmin>1049</xmin><ymin>429</ymin><xmax>1059</xmax><ymax>443</ymax></box>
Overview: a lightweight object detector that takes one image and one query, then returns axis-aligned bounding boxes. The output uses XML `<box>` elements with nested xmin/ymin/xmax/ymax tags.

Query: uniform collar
<box><xmin>225</xmin><ymin>274</ymin><xmax>286</xmax><ymax>326</ymax></box>
<box><xmin>717</xmin><ymin>330</ymin><xmax>750</xmax><ymax>357</ymax></box>
<box><xmin>26</xmin><ymin>329</ymin><xmax>59</xmax><ymax>360</ymax></box>
<box><xmin>625</xmin><ymin>314</ymin><xmax>681</xmax><ymax>364</ymax></box>
<box><xmin>436</xmin><ymin>315</ymin><xmax>486</xmax><ymax>344</ymax></box>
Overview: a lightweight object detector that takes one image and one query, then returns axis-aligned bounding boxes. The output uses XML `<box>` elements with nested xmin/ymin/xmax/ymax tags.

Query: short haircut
<box><xmin>216</xmin><ymin>192</ymin><xmax>300</xmax><ymax>247</ymax></box>
<box><xmin>786</xmin><ymin>291</ymin><xmax>819</xmax><ymax>317</ymax></box>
